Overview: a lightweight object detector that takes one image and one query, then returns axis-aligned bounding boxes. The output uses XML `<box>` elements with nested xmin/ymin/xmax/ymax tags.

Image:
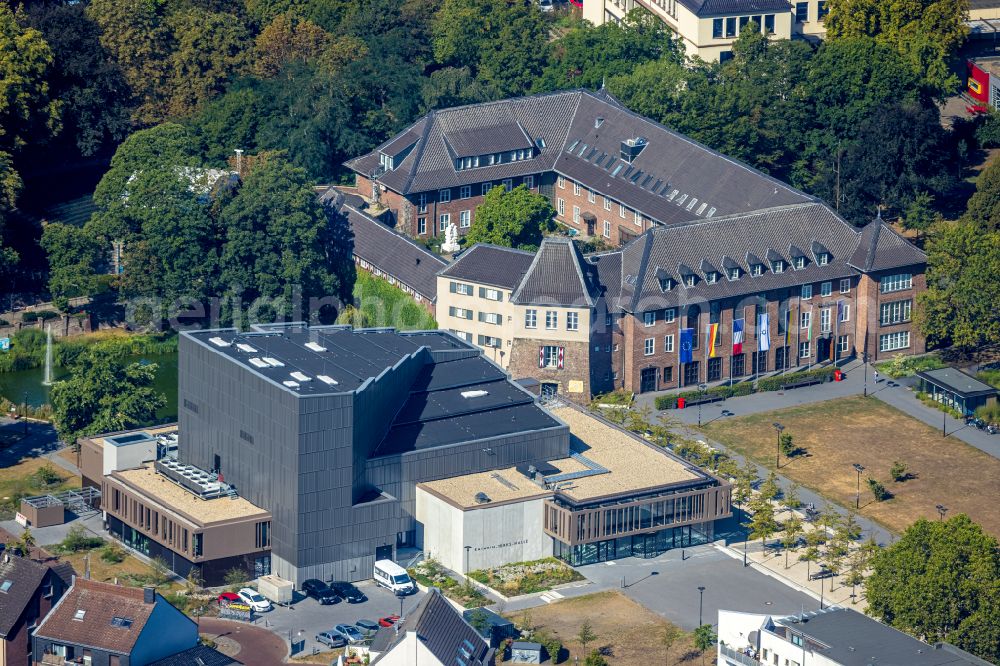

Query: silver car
<box><xmin>333</xmin><ymin>624</ymin><xmax>365</xmax><ymax>643</ymax></box>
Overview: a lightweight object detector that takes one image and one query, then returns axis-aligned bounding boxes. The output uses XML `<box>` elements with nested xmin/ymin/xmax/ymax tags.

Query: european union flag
<box><xmin>680</xmin><ymin>327</ymin><xmax>694</xmax><ymax>364</ymax></box>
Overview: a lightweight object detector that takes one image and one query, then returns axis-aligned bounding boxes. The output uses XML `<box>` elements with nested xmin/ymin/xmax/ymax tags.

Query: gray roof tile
<box><xmin>679</xmin><ymin>0</ymin><xmax>791</xmax><ymax>16</ymax></box>
<box><xmin>439</xmin><ymin>244</ymin><xmax>536</xmax><ymax>290</ymax></box>
<box><xmin>511</xmin><ymin>238</ymin><xmax>599</xmax><ymax>307</ymax></box>
<box><xmin>847</xmin><ymin>215</ymin><xmax>926</xmax><ymax>272</ymax></box>
<box><xmin>0</xmin><ymin>556</ymin><xmax>50</xmax><ymax>638</ymax></box>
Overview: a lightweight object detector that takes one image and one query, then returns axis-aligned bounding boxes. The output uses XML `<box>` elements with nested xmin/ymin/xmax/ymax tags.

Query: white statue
<box><xmin>441</xmin><ymin>222</ymin><xmax>461</xmax><ymax>253</ymax></box>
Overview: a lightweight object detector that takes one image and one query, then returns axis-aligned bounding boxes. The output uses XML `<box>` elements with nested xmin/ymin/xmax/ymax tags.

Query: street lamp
<box><xmin>697</xmin><ymin>586</ymin><xmax>706</xmax><ymax>627</ymax></box>
<box><xmin>862</xmin><ymin>351</ymin><xmax>869</xmax><ymax>397</ymax></box>
<box><xmin>853</xmin><ymin>463</ymin><xmax>865</xmax><ymax>509</ymax></box>
<box><xmin>22</xmin><ymin>392</ymin><xmax>27</xmax><ymax>435</ymax></box>
<box><xmin>464</xmin><ymin>545</ymin><xmax>472</xmax><ymax>574</ymax></box>
<box><xmin>936</xmin><ymin>504</ymin><xmax>948</xmax><ymax>521</ymax></box>
<box><xmin>772</xmin><ymin>422</ymin><xmax>784</xmax><ymax>469</ymax></box>
<box><xmin>697</xmin><ymin>383</ymin><xmax>708</xmax><ymax>426</ymax></box>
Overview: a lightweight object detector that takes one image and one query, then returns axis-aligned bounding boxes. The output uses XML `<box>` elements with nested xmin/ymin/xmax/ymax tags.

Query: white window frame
<box><xmin>418</xmin><ymin>193</ymin><xmax>427</xmax><ymax>213</ymax></box>
<box><xmin>440</xmin><ymin>212</ymin><xmax>450</xmax><ymax>228</ymax></box>
<box><xmin>588</xmin><ymin>188</ymin><xmax>596</xmax><ymax>203</ymax></box>
<box><xmin>573</xmin><ymin>205</ymin><xmax>580</xmax><ymax>223</ymax></box>
<box><xmin>820</xmin><ymin>281</ymin><xmax>832</xmax><ymax>297</ymax></box>
<box><xmin>573</xmin><ymin>182</ymin><xmax>581</xmax><ymax>196</ymax></box>
<box><xmin>524</xmin><ymin>175</ymin><xmax>534</xmax><ymax>188</ymax></box>
<box><xmin>604</xmin><ymin>196</ymin><xmax>612</xmax><ymax>211</ymax></box>
<box><xmin>459</xmin><ymin>185</ymin><xmax>471</xmax><ymax>199</ymax></box>
<box><xmin>837</xmin><ymin>335</ymin><xmax>850</xmax><ymax>354</ymax></box>
<box><xmin>525</xmin><ymin>309</ymin><xmax>537</xmax><ymax>329</ymax></box>
<box><xmin>545</xmin><ymin>311</ymin><xmax>558</xmax><ymax>330</ymax></box>
<box><xmin>558</xmin><ymin>198</ymin><xmax>565</xmax><ymax>216</ymax></box>
<box><xmin>619</xmin><ymin>204</ymin><xmax>627</xmax><ymax>219</ymax></box>
<box><xmin>801</xmin><ymin>284</ymin><xmax>812</xmax><ymax>300</ymax></box>
<box><xmin>482</xmin><ymin>182</ymin><xmax>492</xmax><ymax>196</ymax></box>
<box><xmin>794</xmin><ymin>256</ymin><xmax>806</xmax><ymax>270</ymax></box>
<box><xmin>665</xmin><ymin>334</ymin><xmax>674</xmax><ymax>352</ymax></box>
<box><xmin>880</xmin><ymin>300</ymin><xmax>912</xmax><ymax>325</ymax></box>
<box><xmin>880</xmin><ymin>273</ymin><xmax>913</xmax><ymax>293</ymax></box>
<box><xmin>664</xmin><ymin>308</ymin><xmax>676</xmax><ymax>323</ymax></box>
<box><xmin>557</xmin><ymin>175</ymin><xmax>566</xmax><ymax>189</ymax></box>
<box><xmin>840</xmin><ymin>278</ymin><xmax>851</xmax><ymax>294</ymax></box>
<box><xmin>439</xmin><ymin>189</ymin><xmax>451</xmax><ymax>203</ymax></box>
<box><xmin>542</xmin><ymin>345</ymin><xmax>560</xmax><ymax>368</ymax></box>
<box><xmin>644</xmin><ymin>338</ymin><xmax>655</xmax><ymax>356</ymax></box>
<box><xmin>820</xmin><ymin>307</ymin><xmax>831</xmax><ymax>332</ymax></box>
<box><xmin>799</xmin><ymin>340</ymin><xmax>811</xmax><ymax>358</ymax></box>
<box><xmin>417</xmin><ymin>218</ymin><xmax>426</xmax><ymax>235</ymax></box>
<box><xmin>800</xmin><ymin>310</ymin><xmax>811</xmax><ymax>330</ymax></box>
<box><xmin>452</xmin><ymin>281</ymin><xmax>473</xmax><ymax>296</ymax></box>
<box><xmin>644</xmin><ymin>311</ymin><xmax>655</xmax><ymax>327</ymax></box>
<box><xmin>603</xmin><ymin>220</ymin><xmax>611</xmax><ymax>238</ymax></box>
<box><xmin>459</xmin><ymin>210</ymin><xmax>471</xmax><ymax>228</ymax></box>
<box><xmin>839</xmin><ymin>303</ymin><xmax>850</xmax><ymax>322</ymax></box>
<box><xmin>634</xmin><ymin>211</ymin><xmax>642</xmax><ymax>226</ymax></box>
<box><xmin>567</xmin><ymin>312</ymin><xmax>579</xmax><ymax>331</ymax></box>
<box><xmin>483</xmin><ymin>288</ymin><xmax>501</xmax><ymax>301</ymax></box>
<box><xmin>879</xmin><ymin>331</ymin><xmax>910</xmax><ymax>352</ymax></box>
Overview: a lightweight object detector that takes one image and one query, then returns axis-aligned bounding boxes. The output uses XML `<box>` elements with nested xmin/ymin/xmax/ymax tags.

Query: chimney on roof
<box><xmin>143</xmin><ymin>586</ymin><xmax>155</xmax><ymax>604</ymax></box>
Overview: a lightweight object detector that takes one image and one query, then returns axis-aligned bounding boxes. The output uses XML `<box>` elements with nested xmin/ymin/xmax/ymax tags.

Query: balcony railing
<box><xmin>39</xmin><ymin>654</ymin><xmax>70</xmax><ymax>666</ymax></box>
<box><xmin>720</xmin><ymin>644</ymin><xmax>761</xmax><ymax>666</ymax></box>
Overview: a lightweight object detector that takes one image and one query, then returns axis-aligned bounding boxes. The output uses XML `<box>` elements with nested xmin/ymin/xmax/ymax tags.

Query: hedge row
<box><xmin>654</xmin><ymin>366</ymin><xmax>837</xmax><ymax>409</ymax></box>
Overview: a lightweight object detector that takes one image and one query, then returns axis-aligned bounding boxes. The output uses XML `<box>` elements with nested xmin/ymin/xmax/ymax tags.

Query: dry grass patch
<box><xmin>509</xmin><ymin>590</ymin><xmax>694</xmax><ymax>665</ymax></box>
<box><xmin>701</xmin><ymin>396</ymin><xmax>1000</xmax><ymax>537</ymax></box>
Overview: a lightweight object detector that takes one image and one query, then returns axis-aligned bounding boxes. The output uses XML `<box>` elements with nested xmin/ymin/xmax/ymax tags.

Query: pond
<box><xmin>0</xmin><ymin>352</ymin><xmax>179</xmax><ymax>423</ymax></box>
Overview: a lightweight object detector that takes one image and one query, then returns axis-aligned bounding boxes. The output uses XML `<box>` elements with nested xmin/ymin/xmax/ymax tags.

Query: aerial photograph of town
<box><xmin>0</xmin><ymin>0</ymin><xmax>998</xmax><ymax>663</ymax></box>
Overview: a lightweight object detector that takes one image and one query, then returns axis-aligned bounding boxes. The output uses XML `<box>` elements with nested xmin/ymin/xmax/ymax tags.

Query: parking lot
<box><xmin>251</xmin><ymin>580</ymin><xmax>426</xmax><ymax>658</ymax></box>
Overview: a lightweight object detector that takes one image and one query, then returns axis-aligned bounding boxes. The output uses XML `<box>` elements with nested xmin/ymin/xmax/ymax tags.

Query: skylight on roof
<box><xmin>0</xmin><ymin>580</ymin><xmax>11</xmax><ymax>593</ymax></box>
<box><xmin>262</xmin><ymin>357</ymin><xmax>284</xmax><ymax>367</ymax></box>
<box><xmin>317</xmin><ymin>375</ymin><xmax>338</xmax><ymax>386</ymax></box>
<box><xmin>208</xmin><ymin>337</ymin><xmax>230</xmax><ymax>348</ymax></box>
<box><xmin>667</xmin><ymin>189</ymin><xmax>678</xmax><ymax>201</ymax></box>
<box><xmin>567</xmin><ymin>139</ymin><xmax>579</xmax><ymax>152</ymax></box>
<box><xmin>611</xmin><ymin>164</ymin><xmax>624</xmax><ymax>177</ymax></box>
<box><xmin>577</xmin><ymin>143</ymin><xmax>588</xmax><ymax>157</ymax></box>
<box><xmin>461</xmin><ymin>390</ymin><xmax>489</xmax><ymax>398</ymax></box>
<box><xmin>707</xmin><ymin>207</ymin><xmax>717</xmax><ymax>217</ymax></box>
<box><xmin>696</xmin><ymin>203</ymin><xmax>708</xmax><ymax>215</ymax></box>
<box><xmin>290</xmin><ymin>371</ymin><xmax>312</xmax><ymax>382</ymax></box>
<box><xmin>676</xmin><ymin>194</ymin><xmax>688</xmax><ymax>205</ymax></box>
<box><xmin>111</xmin><ymin>616</ymin><xmax>134</xmax><ymax>629</ymax></box>
<box><xmin>74</xmin><ymin>609</ymin><xmax>86</xmax><ymax>621</ymax></box>
<box><xmin>235</xmin><ymin>343</ymin><xmax>257</xmax><ymax>353</ymax></box>
<box><xmin>282</xmin><ymin>380</ymin><xmax>300</xmax><ymax>388</ymax></box>
<box><xmin>304</xmin><ymin>341</ymin><xmax>326</xmax><ymax>352</ymax></box>
<box><xmin>249</xmin><ymin>358</ymin><xmax>269</xmax><ymax>369</ymax></box>
<box><xmin>686</xmin><ymin>197</ymin><xmax>698</xmax><ymax>211</ymax></box>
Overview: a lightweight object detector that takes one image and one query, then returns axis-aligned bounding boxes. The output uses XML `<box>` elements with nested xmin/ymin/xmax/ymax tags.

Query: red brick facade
<box><xmin>551</xmin><ymin>175</ymin><xmax>655</xmax><ymax>246</ymax></box>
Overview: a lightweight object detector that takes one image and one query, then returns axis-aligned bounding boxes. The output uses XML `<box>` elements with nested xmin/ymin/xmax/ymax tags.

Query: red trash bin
<box><xmin>834</xmin><ymin>369</ymin><xmax>843</xmax><ymax>382</ymax></box>
<box><xmin>677</xmin><ymin>397</ymin><xmax>686</xmax><ymax>409</ymax></box>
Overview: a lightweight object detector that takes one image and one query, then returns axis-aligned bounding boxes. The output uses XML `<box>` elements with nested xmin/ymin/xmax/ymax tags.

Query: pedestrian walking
<box><xmin>873</xmin><ymin>370</ymin><xmax>879</xmax><ymax>384</ymax></box>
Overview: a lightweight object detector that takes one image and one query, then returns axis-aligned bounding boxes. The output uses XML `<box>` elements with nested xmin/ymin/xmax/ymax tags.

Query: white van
<box><xmin>374</xmin><ymin>559</ymin><xmax>416</xmax><ymax>595</ymax></box>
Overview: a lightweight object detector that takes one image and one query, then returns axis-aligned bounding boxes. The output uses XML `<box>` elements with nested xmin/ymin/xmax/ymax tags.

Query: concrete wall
<box><xmin>105</xmin><ymin>440</ymin><xmax>157</xmax><ymax>476</ymax></box>
<box><xmin>416</xmin><ymin>489</ymin><xmax>552</xmax><ymax>573</ymax></box>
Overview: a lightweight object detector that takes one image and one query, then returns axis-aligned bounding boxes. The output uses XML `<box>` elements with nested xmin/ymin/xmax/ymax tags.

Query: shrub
<box><xmin>224</xmin><ymin>567</ymin><xmax>247</xmax><ymax>590</ymax></box>
<box><xmin>757</xmin><ymin>366</ymin><xmax>835</xmax><ymax>392</ymax></box>
<box><xmin>591</xmin><ymin>390</ymin><xmax>633</xmax><ymax>406</ymax></box>
<box><xmin>868</xmin><ymin>477</ymin><xmax>890</xmax><ymax>502</ymax></box>
<box><xmin>889</xmin><ymin>460</ymin><xmax>907</xmax><ymax>482</ymax></box>
<box><xmin>584</xmin><ymin>651</ymin><xmax>609</xmax><ymax>666</ymax></box>
<box><xmin>974</xmin><ymin>402</ymin><xmax>1000</xmax><ymax>422</ymax></box>
<box><xmin>0</xmin><ymin>318</ymin><xmax>8</xmax><ymax>326</ymax></box>
<box><xmin>532</xmin><ymin>630</ymin><xmax>562</xmax><ymax>664</ymax></box>
<box><xmin>876</xmin><ymin>353</ymin><xmax>944</xmax><ymax>379</ymax></box>
<box><xmin>100</xmin><ymin>543</ymin><xmax>126</xmax><ymax>563</ymax></box>
<box><xmin>29</xmin><ymin>464</ymin><xmax>64</xmax><ymax>489</ymax></box>
<box><xmin>59</xmin><ymin>525</ymin><xmax>104</xmax><ymax>553</ymax></box>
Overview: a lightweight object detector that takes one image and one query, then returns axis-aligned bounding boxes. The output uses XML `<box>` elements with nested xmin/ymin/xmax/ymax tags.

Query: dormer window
<box><xmin>794</xmin><ymin>256</ymin><xmax>806</xmax><ymax>270</ymax></box>
<box><xmin>659</xmin><ymin>278</ymin><xmax>675</xmax><ymax>292</ymax></box>
<box><xmin>728</xmin><ymin>267</ymin><xmax>740</xmax><ymax>281</ymax></box>
<box><xmin>771</xmin><ymin>260</ymin><xmax>784</xmax><ymax>274</ymax></box>
<box><xmin>685</xmin><ymin>274</ymin><xmax>696</xmax><ymax>287</ymax></box>
<box><xmin>750</xmin><ymin>264</ymin><xmax>764</xmax><ymax>277</ymax></box>
<box><xmin>379</xmin><ymin>154</ymin><xmax>394</xmax><ymax>171</ymax></box>
<box><xmin>705</xmin><ymin>272</ymin><xmax>718</xmax><ymax>284</ymax></box>
<box><xmin>817</xmin><ymin>252</ymin><xmax>830</xmax><ymax>266</ymax></box>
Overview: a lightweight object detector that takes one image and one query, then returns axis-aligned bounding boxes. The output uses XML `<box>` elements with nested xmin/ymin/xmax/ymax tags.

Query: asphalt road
<box><xmin>198</xmin><ymin>617</ymin><xmax>290</xmax><ymax>666</ymax></box>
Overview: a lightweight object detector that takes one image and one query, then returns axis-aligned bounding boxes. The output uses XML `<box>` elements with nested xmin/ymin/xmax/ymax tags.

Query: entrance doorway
<box><xmin>375</xmin><ymin>544</ymin><xmax>393</xmax><ymax>562</ymax></box>
<box><xmin>640</xmin><ymin>367</ymin><xmax>658</xmax><ymax>393</ymax></box>
<box><xmin>817</xmin><ymin>336</ymin><xmax>831</xmax><ymax>363</ymax></box>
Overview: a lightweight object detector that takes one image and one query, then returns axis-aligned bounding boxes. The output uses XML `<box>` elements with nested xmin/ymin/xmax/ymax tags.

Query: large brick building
<box><xmin>345</xmin><ymin>88</ymin><xmax>815</xmax><ymax>243</ymax></box>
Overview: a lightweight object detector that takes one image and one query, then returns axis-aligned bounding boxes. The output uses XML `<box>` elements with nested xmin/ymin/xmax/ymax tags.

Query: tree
<box><xmin>40</xmin><ymin>223</ymin><xmax>105</xmax><ymax>311</ymax></box>
<box><xmin>224</xmin><ymin>567</ymin><xmax>247</xmax><ymax>590</ymax></box>
<box><xmin>465</xmin><ymin>185</ymin><xmax>555</xmax><ymax>250</ymax></box>
<box><xmin>964</xmin><ymin>156</ymin><xmax>1000</xmax><ymax>232</ymax></box>
<box><xmin>150</xmin><ymin>556</ymin><xmax>171</xmax><ymax>586</ymax></box>
<box><xmin>823</xmin><ymin>536</ymin><xmax>849</xmax><ymax>590</ymax></box>
<box><xmin>86</xmin><ymin>0</ymin><xmax>173</xmax><ymax>124</ymax></box>
<box><xmin>867</xmin><ymin>477</ymin><xmax>889</xmax><ymax>502</ymax></box>
<box><xmin>584</xmin><ymin>651</ymin><xmax>608</xmax><ymax>666</ymax></box>
<box><xmin>824</xmin><ymin>0</ymin><xmax>968</xmax><ymax>94</ymax></box>
<box><xmin>784</xmin><ymin>482</ymin><xmax>802</xmax><ymax>510</ymax></box>
<box><xmin>661</xmin><ymin>624</ymin><xmax>682</xmax><ymax>665</ymax></box>
<box><xmin>693</xmin><ymin>624</ymin><xmax>717</xmax><ymax>666</ymax></box>
<box><xmin>781</xmin><ymin>516</ymin><xmax>803</xmax><ymax>569</ymax></box>
<box><xmin>836</xmin><ymin>510</ymin><xmax>863</xmax><ymax>543</ymax></box>
<box><xmin>746</xmin><ymin>496</ymin><xmax>778</xmax><ymax>549</ymax></box>
<box><xmin>889</xmin><ymin>460</ymin><xmax>908</xmax><ymax>482</ymax></box>
<box><xmin>50</xmin><ymin>348</ymin><xmax>167</xmax><ymax>443</ymax></box>
<box><xmin>0</xmin><ymin>4</ymin><xmax>60</xmax><ymax>155</ymax></box>
<box><xmin>759</xmin><ymin>471</ymin><xmax>780</xmax><ymax>502</ymax></box>
<box><xmin>799</xmin><ymin>545</ymin><xmax>820</xmax><ymax>579</ymax></box>
<box><xmin>901</xmin><ymin>191</ymin><xmax>938</xmax><ymax>238</ymax></box>
<box><xmin>779</xmin><ymin>432</ymin><xmax>795</xmax><ymax>457</ymax></box>
<box><xmin>865</xmin><ymin>515</ymin><xmax>999</xmax><ymax>662</ymax></box>
<box><xmin>577</xmin><ymin>619</ymin><xmax>597</xmax><ymax>653</ymax></box>
<box><xmin>14</xmin><ymin>528</ymin><xmax>36</xmax><ymax>557</ymax></box>
<box><xmin>468</xmin><ymin>608</ymin><xmax>490</xmax><ymax>635</ymax></box>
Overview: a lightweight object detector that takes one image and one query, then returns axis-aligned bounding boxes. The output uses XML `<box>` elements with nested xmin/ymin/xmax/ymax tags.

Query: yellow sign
<box><xmin>568</xmin><ymin>380</ymin><xmax>584</xmax><ymax>393</ymax></box>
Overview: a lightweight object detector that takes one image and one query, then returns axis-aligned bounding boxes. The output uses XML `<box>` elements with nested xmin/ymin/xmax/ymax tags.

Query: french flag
<box><xmin>733</xmin><ymin>318</ymin><xmax>745</xmax><ymax>355</ymax></box>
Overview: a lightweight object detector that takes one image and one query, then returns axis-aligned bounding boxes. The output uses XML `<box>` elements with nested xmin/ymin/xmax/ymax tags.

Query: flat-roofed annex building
<box><xmin>416</xmin><ymin>401</ymin><xmax>731</xmax><ymax>571</ymax></box>
<box><xmin>179</xmin><ymin>324</ymin><xmax>567</xmax><ymax>585</ymax></box>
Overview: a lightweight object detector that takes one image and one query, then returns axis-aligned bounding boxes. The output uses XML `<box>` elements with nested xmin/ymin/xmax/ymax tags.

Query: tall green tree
<box><xmin>0</xmin><ymin>4</ymin><xmax>60</xmax><ymax>155</ymax></box>
<box><xmin>824</xmin><ymin>0</ymin><xmax>969</xmax><ymax>94</ymax></box>
<box><xmin>50</xmin><ymin>349</ymin><xmax>167</xmax><ymax>443</ymax></box>
<box><xmin>864</xmin><ymin>515</ymin><xmax>1000</xmax><ymax>662</ymax></box>
<box><xmin>40</xmin><ymin>223</ymin><xmax>105</xmax><ymax>311</ymax></box>
<box><xmin>465</xmin><ymin>185</ymin><xmax>555</xmax><ymax>250</ymax></box>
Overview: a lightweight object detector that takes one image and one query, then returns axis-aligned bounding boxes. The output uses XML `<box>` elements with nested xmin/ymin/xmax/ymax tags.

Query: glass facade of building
<box><xmin>552</xmin><ymin>522</ymin><xmax>713</xmax><ymax>566</ymax></box>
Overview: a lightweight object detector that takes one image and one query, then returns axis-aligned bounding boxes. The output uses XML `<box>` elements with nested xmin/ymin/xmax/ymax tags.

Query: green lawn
<box><xmin>341</xmin><ymin>271</ymin><xmax>437</xmax><ymax>331</ymax></box>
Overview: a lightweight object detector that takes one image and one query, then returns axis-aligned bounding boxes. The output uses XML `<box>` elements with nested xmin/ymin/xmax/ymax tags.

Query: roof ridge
<box><xmin>649</xmin><ymin>201</ymin><xmax>826</xmax><ymax>233</ymax></box>
<box><xmin>402</xmin><ymin>110</ymin><xmax>437</xmax><ymax>193</ymax></box>
<box><xmin>344</xmin><ymin>203</ymin><xmax>447</xmax><ymax>267</ymax></box>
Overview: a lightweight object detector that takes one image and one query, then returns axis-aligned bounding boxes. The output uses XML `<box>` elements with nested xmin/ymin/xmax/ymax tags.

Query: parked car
<box><xmin>237</xmin><ymin>587</ymin><xmax>272</xmax><ymax>612</ymax></box>
<box><xmin>355</xmin><ymin>619</ymin><xmax>380</xmax><ymax>636</ymax></box>
<box><xmin>378</xmin><ymin>615</ymin><xmax>400</xmax><ymax>627</ymax></box>
<box><xmin>316</xmin><ymin>631</ymin><xmax>348</xmax><ymax>648</ymax></box>
<box><xmin>330</xmin><ymin>581</ymin><xmax>367</xmax><ymax>603</ymax></box>
<box><xmin>302</xmin><ymin>579</ymin><xmax>339</xmax><ymax>605</ymax></box>
<box><xmin>373</xmin><ymin>560</ymin><xmax>416</xmax><ymax>595</ymax></box>
<box><xmin>333</xmin><ymin>624</ymin><xmax>366</xmax><ymax>643</ymax></box>
<box><xmin>217</xmin><ymin>592</ymin><xmax>241</xmax><ymax>605</ymax></box>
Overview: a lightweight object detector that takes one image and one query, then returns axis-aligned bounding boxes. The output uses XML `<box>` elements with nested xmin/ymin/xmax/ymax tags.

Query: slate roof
<box><xmin>370</xmin><ymin>588</ymin><xmax>493</xmax><ymax>665</ymax></box>
<box><xmin>587</xmin><ymin>250</ymin><xmax>626</xmax><ymax>311</ymax></box>
<box><xmin>34</xmin><ymin>579</ymin><xmax>167</xmax><ymax>654</ymax></box>
<box><xmin>147</xmin><ymin>645</ymin><xmax>242</xmax><ymax>666</ymax></box>
<box><xmin>0</xmin><ymin>555</ymin><xmax>50</xmax><ymax>638</ymax></box>
<box><xmin>679</xmin><ymin>0</ymin><xmax>791</xmax><ymax>16</ymax></box>
<box><xmin>346</xmin><ymin>89</ymin><xmax>812</xmax><ymax>225</ymax></box>
<box><xmin>847</xmin><ymin>214</ymin><xmax>926</xmax><ymax>273</ymax></box>
<box><xmin>439</xmin><ymin>244</ymin><xmax>536</xmax><ymax>290</ymax></box>
<box><xmin>601</xmin><ymin>202</ymin><xmax>925</xmax><ymax>313</ymax></box>
<box><xmin>320</xmin><ymin>187</ymin><xmax>448</xmax><ymax>302</ymax></box>
<box><xmin>511</xmin><ymin>237</ymin><xmax>600</xmax><ymax>307</ymax></box>
<box><xmin>775</xmin><ymin>608</ymin><xmax>993</xmax><ymax>666</ymax></box>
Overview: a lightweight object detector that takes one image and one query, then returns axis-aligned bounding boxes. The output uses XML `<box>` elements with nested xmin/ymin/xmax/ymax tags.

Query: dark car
<box><xmin>355</xmin><ymin>619</ymin><xmax>380</xmax><ymax>636</ymax></box>
<box><xmin>330</xmin><ymin>581</ymin><xmax>367</xmax><ymax>603</ymax></box>
<box><xmin>302</xmin><ymin>579</ymin><xmax>339</xmax><ymax>605</ymax></box>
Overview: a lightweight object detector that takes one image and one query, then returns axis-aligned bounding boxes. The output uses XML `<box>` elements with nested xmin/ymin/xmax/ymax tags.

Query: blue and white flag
<box><xmin>680</xmin><ymin>327</ymin><xmax>694</xmax><ymax>364</ymax></box>
<box><xmin>758</xmin><ymin>313</ymin><xmax>771</xmax><ymax>351</ymax></box>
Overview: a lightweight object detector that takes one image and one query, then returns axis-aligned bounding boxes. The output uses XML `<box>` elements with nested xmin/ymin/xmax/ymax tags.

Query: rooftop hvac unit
<box><xmin>474</xmin><ymin>492</ymin><xmax>491</xmax><ymax>504</ymax></box>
